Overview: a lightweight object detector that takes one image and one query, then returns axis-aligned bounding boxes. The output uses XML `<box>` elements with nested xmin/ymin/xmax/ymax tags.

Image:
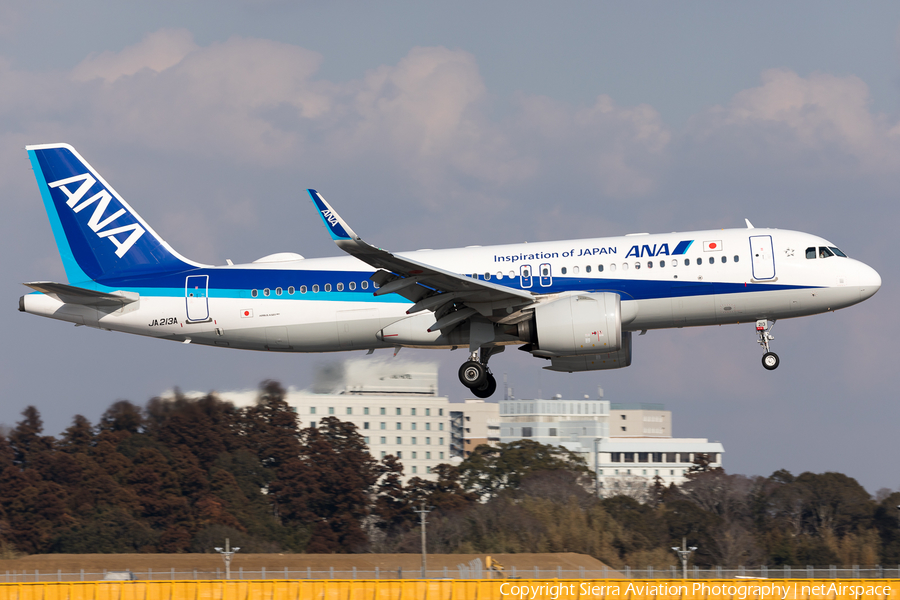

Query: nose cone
<box><xmin>857</xmin><ymin>262</ymin><xmax>881</xmax><ymax>302</ymax></box>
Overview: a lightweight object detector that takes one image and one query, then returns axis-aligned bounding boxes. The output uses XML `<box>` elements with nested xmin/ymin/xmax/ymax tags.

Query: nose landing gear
<box><xmin>756</xmin><ymin>319</ymin><xmax>779</xmax><ymax>370</ymax></box>
<box><xmin>458</xmin><ymin>349</ymin><xmax>498</xmax><ymax>398</ymax></box>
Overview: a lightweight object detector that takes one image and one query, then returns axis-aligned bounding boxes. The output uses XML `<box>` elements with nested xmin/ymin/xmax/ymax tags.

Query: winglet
<box><xmin>307</xmin><ymin>189</ymin><xmax>360</xmax><ymax>242</ymax></box>
<box><xmin>745</xmin><ymin>218</ymin><xmax>754</xmax><ymax>229</ymax></box>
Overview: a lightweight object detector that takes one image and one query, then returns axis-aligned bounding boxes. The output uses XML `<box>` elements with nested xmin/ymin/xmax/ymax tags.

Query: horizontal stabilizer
<box><xmin>24</xmin><ymin>281</ymin><xmax>139</xmax><ymax>307</ymax></box>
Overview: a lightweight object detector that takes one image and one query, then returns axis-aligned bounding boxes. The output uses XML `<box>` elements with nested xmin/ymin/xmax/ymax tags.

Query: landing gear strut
<box><xmin>458</xmin><ymin>348</ymin><xmax>498</xmax><ymax>398</ymax></box>
<box><xmin>756</xmin><ymin>319</ymin><xmax>779</xmax><ymax>370</ymax></box>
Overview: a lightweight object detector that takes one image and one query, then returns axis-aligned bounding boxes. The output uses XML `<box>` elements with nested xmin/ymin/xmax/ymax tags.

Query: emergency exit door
<box><xmin>749</xmin><ymin>235</ymin><xmax>775</xmax><ymax>280</ymax></box>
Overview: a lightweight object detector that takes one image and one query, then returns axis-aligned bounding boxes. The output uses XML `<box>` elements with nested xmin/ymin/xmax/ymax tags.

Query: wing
<box><xmin>307</xmin><ymin>190</ymin><xmax>537</xmax><ymax>331</ymax></box>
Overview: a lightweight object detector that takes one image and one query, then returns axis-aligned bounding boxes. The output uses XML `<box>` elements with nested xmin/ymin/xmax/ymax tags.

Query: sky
<box><xmin>1</xmin><ymin>1</ymin><xmax>898</xmax><ymax>494</ymax></box>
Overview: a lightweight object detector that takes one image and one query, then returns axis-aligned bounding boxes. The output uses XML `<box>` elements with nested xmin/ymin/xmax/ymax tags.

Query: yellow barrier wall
<box><xmin>0</xmin><ymin>579</ymin><xmax>897</xmax><ymax>600</ymax></box>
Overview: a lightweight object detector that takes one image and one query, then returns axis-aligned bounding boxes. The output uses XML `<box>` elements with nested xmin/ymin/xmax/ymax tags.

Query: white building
<box><xmin>499</xmin><ymin>389</ymin><xmax>723</xmax><ymax>493</ymax></box>
<box><xmin>450</xmin><ymin>399</ymin><xmax>501</xmax><ymax>457</ymax></box>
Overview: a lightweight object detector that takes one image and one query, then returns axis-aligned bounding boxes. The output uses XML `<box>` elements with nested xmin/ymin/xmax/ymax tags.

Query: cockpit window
<box><xmin>806</xmin><ymin>247</ymin><xmax>816</xmax><ymax>259</ymax></box>
<box><xmin>818</xmin><ymin>247</ymin><xmax>834</xmax><ymax>259</ymax></box>
<box><xmin>829</xmin><ymin>246</ymin><xmax>847</xmax><ymax>258</ymax></box>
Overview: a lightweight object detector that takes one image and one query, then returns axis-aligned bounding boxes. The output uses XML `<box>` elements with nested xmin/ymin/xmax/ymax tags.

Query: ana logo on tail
<box><xmin>48</xmin><ymin>173</ymin><xmax>146</xmax><ymax>258</ymax></box>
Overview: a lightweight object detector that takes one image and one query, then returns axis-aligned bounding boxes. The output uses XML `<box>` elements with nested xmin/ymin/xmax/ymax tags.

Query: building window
<box><xmin>363</xmin><ymin>422</ymin><xmax>369</xmax><ymax>430</ymax></box>
<box><xmin>426</xmin><ymin>437</ymin><xmax>431</xmax><ymax>445</ymax></box>
<box><xmin>412</xmin><ymin>437</ymin><xmax>417</xmax><ymax>445</ymax></box>
<box><xmin>439</xmin><ymin>423</ymin><xmax>444</xmax><ymax>431</ymax></box>
<box><xmin>346</xmin><ymin>407</ymin><xmax>352</xmax><ymax>415</ymax></box>
<box><xmin>396</xmin><ymin>422</ymin><xmax>402</xmax><ymax>430</ymax></box>
<box><xmin>439</xmin><ymin>438</ymin><xmax>443</xmax><ymax>445</ymax></box>
<box><xmin>426</xmin><ymin>423</ymin><xmax>431</xmax><ymax>430</ymax></box>
<box><xmin>620</xmin><ymin>414</ymin><xmax>626</xmax><ymax>420</ymax></box>
<box><xmin>364</xmin><ymin>407</ymin><xmax>370</xmax><ymax>415</ymax></box>
<box><xmin>380</xmin><ymin>422</ymin><xmax>386</xmax><ymax>430</ymax></box>
<box><xmin>708</xmin><ymin>453</ymin><xmax>718</xmax><ymax>463</ymax></box>
<box><xmin>426</xmin><ymin>452</ymin><xmax>431</xmax><ymax>459</ymax></box>
<box><xmin>427</xmin><ymin>466</ymin><xmax>432</xmax><ymax>473</ymax></box>
<box><xmin>623</xmin><ymin>453</ymin><xmax>635</xmax><ymax>463</ymax></box>
<box><xmin>549</xmin><ymin>428</ymin><xmax>557</xmax><ymax>437</ymax></box>
<box><xmin>670</xmin><ymin>469</ymin><xmax>675</xmax><ymax>475</ymax></box>
<box><xmin>439</xmin><ymin>453</ymin><xmax>443</xmax><ymax>460</ymax></box>
<box><xmin>364</xmin><ymin>437</ymin><xmax>369</xmax><ymax>444</ymax></box>
<box><xmin>381</xmin><ymin>451</ymin><xmax>386</xmax><ymax>459</ymax></box>
<box><xmin>426</xmin><ymin>408</ymin><xmax>431</xmax><ymax>416</ymax></box>
<box><xmin>439</xmin><ymin>409</ymin><xmax>443</xmax><ymax>416</ymax></box>
<box><xmin>380</xmin><ymin>436</ymin><xmax>386</xmax><ymax>444</ymax></box>
<box><xmin>412</xmin><ymin>452</ymin><xmax>417</xmax><ymax>459</ymax></box>
<box><xmin>396</xmin><ymin>408</ymin><xmax>402</xmax><ymax>415</ymax></box>
<box><xmin>621</xmin><ymin>426</ymin><xmax>627</xmax><ymax>431</ymax></box>
<box><xmin>666</xmin><ymin>453</ymin><xmax>677</xmax><ymax>462</ymax></box>
<box><xmin>522</xmin><ymin>427</ymin><xmax>533</xmax><ymax>437</ymax></box>
<box><xmin>652</xmin><ymin>452</ymin><xmax>662</xmax><ymax>462</ymax></box>
<box><xmin>397</xmin><ymin>451</ymin><xmax>402</xmax><ymax>459</ymax></box>
<box><xmin>681</xmin><ymin>453</ymin><xmax>692</xmax><ymax>463</ymax></box>
<box><xmin>380</xmin><ymin>407</ymin><xmax>386</xmax><ymax>415</ymax></box>
<box><xmin>412</xmin><ymin>466</ymin><xmax>417</xmax><ymax>474</ymax></box>
<box><xmin>328</xmin><ymin>407</ymin><xmax>334</xmax><ymax>415</ymax></box>
<box><xmin>310</xmin><ymin>421</ymin><xmax>316</xmax><ymax>428</ymax></box>
<box><xmin>310</xmin><ymin>407</ymin><xmax>316</xmax><ymax>415</ymax></box>
<box><xmin>411</xmin><ymin>423</ymin><xmax>417</xmax><ymax>430</ymax></box>
<box><xmin>638</xmin><ymin>453</ymin><xmax>649</xmax><ymax>463</ymax></box>
<box><xmin>610</xmin><ymin>453</ymin><xmax>621</xmax><ymax>463</ymax></box>
<box><xmin>411</xmin><ymin>408</ymin><xmax>417</xmax><ymax>416</ymax></box>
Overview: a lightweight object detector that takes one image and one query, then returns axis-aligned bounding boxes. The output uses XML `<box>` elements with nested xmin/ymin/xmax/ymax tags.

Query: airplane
<box><xmin>20</xmin><ymin>143</ymin><xmax>881</xmax><ymax>398</ymax></box>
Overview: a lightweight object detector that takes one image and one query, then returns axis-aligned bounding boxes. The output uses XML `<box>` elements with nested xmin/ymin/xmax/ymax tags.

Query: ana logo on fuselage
<box><xmin>48</xmin><ymin>173</ymin><xmax>145</xmax><ymax>258</ymax></box>
<box><xmin>625</xmin><ymin>240</ymin><xmax>693</xmax><ymax>258</ymax></box>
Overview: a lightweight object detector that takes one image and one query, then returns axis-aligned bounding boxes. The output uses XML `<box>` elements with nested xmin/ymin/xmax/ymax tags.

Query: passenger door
<box><xmin>185</xmin><ymin>275</ymin><xmax>209</xmax><ymax>321</ymax></box>
<box><xmin>749</xmin><ymin>235</ymin><xmax>776</xmax><ymax>280</ymax></box>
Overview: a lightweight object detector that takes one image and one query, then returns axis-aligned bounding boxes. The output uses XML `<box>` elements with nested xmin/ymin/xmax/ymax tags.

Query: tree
<box><xmin>457</xmin><ymin>440</ymin><xmax>590</xmax><ymax>499</ymax></box>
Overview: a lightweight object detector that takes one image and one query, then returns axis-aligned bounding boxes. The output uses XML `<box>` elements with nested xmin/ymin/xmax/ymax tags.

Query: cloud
<box><xmin>71</xmin><ymin>29</ymin><xmax>199</xmax><ymax>82</ymax></box>
<box><xmin>687</xmin><ymin>68</ymin><xmax>900</xmax><ymax>178</ymax></box>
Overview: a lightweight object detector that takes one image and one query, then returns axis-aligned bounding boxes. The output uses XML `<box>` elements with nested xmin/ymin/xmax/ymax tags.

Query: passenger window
<box><xmin>336</xmin><ymin>283</ymin><xmax>344</xmax><ymax>291</ymax></box>
<box><xmin>585</xmin><ymin>265</ymin><xmax>591</xmax><ymax>273</ymax></box>
<box><xmin>484</xmin><ymin>273</ymin><xmax>490</xmax><ymax>280</ymax></box>
<box><xmin>349</xmin><ymin>281</ymin><xmax>356</xmax><ymax>291</ymax></box>
<box><xmin>819</xmin><ymin>247</ymin><xmax>834</xmax><ymax>258</ymax></box>
<box><xmin>734</xmin><ymin>255</ymin><xmax>739</xmax><ymax>263</ymax></box>
<box><xmin>496</xmin><ymin>272</ymin><xmax>503</xmax><ymax>279</ymax></box>
<box><xmin>263</xmin><ymin>288</ymin><xmax>270</xmax><ymax>297</ymax></box>
<box><xmin>659</xmin><ymin>260</ymin><xmax>665</xmax><ymax>268</ymax></box>
<box><xmin>288</xmin><ymin>286</ymin><xmax>294</xmax><ymax>295</ymax></box>
<box><xmin>671</xmin><ymin>259</ymin><xmax>678</xmax><ymax>267</ymax></box>
<box><xmin>598</xmin><ymin>264</ymin><xmax>604</xmax><ymax>272</ymax></box>
<box><xmin>312</xmin><ymin>284</ymin><xmax>319</xmax><ymax>293</ymax></box>
<box><xmin>361</xmin><ymin>281</ymin><xmax>369</xmax><ymax>290</ymax></box>
<box><xmin>806</xmin><ymin>247</ymin><xmax>817</xmax><ymax>259</ymax></box>
<box><xmin>721</xmin><ymin>256</ymin><xmax>727</xmax><ymax>263</ymax></box>
<box><xmin>276</xmin><ymin>287</ymin><xmax>282</xmax><ymax>295</ymax></box>
<box><xmin>647</xmin><ymin>261</ymin><xmax>653</xmax><ymax>269</ymax></box>
<box><xmin>622</xmin><ymin>263</ymin><xmax>629</xmax><ymax>271</ymax></box>
<box><xmin>324</xmin><ymin>283</ymin><xmax>332</xmax><ymax>292</ymax></box>
<box><xmin>251</xmin><ymin>289</ymin><xmax>258</xmax><ymax>297</ymax></box>
<box><xmin>685</xmin><ymin>258</ymin><xmax>691</xmax><ymax>266</ymax></box>
<box><xmin>542</xmin><ymin>268</ymin><xmax>549</xmax><ymax>276</ymax></box>
<box><xmin>634</xmin><ymin>262</ymin><xmax>640</xmax><ymax>270</ymax></box>
<box><xmin>508</xmin><ymin>271</ymin><xmax>515</xmax><ymax>278</ymax></box>
<box><xmin>300</xmin><ymin>285</ymin><xmax>307</xmax><ymax>294</ymax></box>
<box><xmin>561</xmin><ymin>267</ymin><xmax>567</xmax><ymax>275</ymax></box>
<box><xmin>708</xmin><ymin>257</ymin><xmax>714</xmax><ymax>264</ymax></box>
<box><xmin>573</xmin><ymin>266</ymin><xmax>579</xmax><ymax>274</ymax></box>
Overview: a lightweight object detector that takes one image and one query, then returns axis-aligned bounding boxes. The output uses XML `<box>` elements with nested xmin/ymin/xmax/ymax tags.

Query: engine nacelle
<box><xmin>543</xmin><ymin>332</ymin><xmax>632</xmax><ymax>372</ymax></box>
<box><xmin>528</xmin><ymin>292</ymin><xmax>627</xmax><ymax>356</ymax></box>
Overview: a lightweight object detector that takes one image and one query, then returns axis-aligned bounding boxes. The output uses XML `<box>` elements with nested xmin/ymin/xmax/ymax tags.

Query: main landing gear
<box><xmin>458</xmin><ymin>348</ymin><xmax>498</xmax><ymax>398</ymax></box>
<box><xmin>756</xmin><ymin>319</ymin><xmax>780</xmax><ymax>370</ymax></box>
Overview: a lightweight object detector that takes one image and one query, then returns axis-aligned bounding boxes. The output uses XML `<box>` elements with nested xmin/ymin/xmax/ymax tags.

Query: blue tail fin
<box><xmin>27</xmin><ymin>144</ymin><xmax>200</xmax><ymax>284</ymax></box>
